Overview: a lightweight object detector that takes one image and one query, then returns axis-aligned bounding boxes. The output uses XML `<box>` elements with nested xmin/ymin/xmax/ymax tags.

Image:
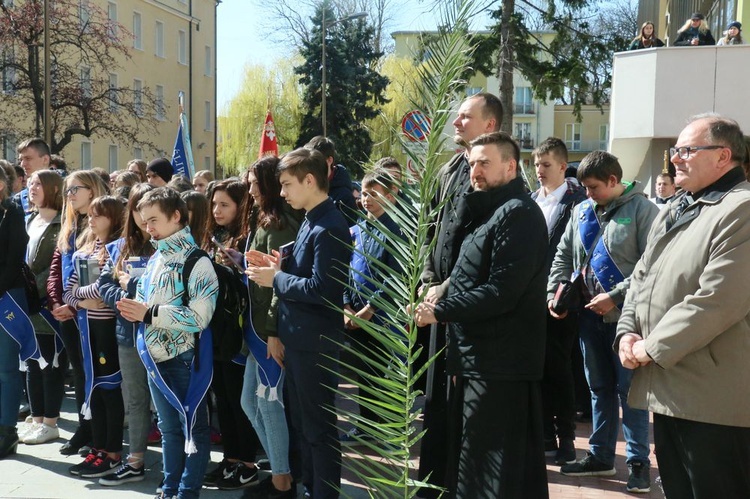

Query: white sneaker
<box><xmin>18</xmin><ymin>422</ymin><xmax>41</xmax><ymax>443</ymax></box>
<box><xmin>23</xmin><ymin>423</ymin><xmax>60</xmax><ymax>444</ymax></box>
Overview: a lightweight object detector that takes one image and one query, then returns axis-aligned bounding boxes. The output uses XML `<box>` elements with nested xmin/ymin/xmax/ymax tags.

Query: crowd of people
<box><xmin>0</xmin><ymin>93</ymin><xmax>749</xmax><ymax>499</ymax></box>
<box><xmin>629</xmin><ymin>13</ymin><xmax>744</xmax><ymax>50</ymax></box>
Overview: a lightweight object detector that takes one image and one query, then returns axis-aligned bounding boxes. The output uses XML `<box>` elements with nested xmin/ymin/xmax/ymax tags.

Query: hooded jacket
<box><xmin>547</xmin><ymin>182</ymin><xmax>658</xmax><ymax>322</ymax></box>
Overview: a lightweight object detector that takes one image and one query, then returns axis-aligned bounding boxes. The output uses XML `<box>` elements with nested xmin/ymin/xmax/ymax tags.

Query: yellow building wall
<box><xmin>553</xmin><ymin>105</ymin><xmax>611</xmax><ymax>162</ymax></box>
<box><xmin>57</xmin><ymin>0</ymin><xmax>216</xmax><ymax>174</ymax></box>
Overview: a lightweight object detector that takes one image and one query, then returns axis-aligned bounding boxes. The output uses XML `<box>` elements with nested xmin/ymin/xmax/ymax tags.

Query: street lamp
<box><xmin>321</xmin><ymin>10</ymin><xmax>367</xmax><ymax>137</ymax></box>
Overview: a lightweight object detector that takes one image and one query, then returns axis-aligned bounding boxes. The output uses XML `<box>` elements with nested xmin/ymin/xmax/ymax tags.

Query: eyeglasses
<box><xmin>669</xmin><ymin>145</ymin><xmax>724</xmax><ymax>160</ymax></box>
<box><xmin>65</xmin><ymin>185</ymin><xmax>91</xmax><ymax>195</ymax></box>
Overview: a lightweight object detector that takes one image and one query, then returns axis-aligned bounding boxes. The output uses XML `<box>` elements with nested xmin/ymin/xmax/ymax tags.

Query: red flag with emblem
<box><xmin>258</xmin><ymin>111</ymin><xmax>279</xmax><ymax>158</ymax></box>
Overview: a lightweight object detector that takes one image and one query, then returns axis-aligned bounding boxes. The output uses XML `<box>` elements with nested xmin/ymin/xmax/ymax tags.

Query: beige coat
<box><xmin>616</xmin><ymin>171</ymin><xmax>750</xmax><ymax>427</ymax></box>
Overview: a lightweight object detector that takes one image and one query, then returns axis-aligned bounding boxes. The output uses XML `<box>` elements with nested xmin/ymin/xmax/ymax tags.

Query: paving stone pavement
<box><xmin>1</xmin><ymin>385</ymin><xmax>663</xmax><ymax>498</ymax></box>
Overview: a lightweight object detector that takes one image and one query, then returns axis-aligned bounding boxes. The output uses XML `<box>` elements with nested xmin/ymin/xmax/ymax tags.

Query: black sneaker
<box><xmin>203</xmin><ymin>458</ymin><xmax>233</xmax><ymax>486</ymax></box>
<box><xmin>79</xmin><ymin>454</ymin><xmax>121</xmax><ymax>478</ymax></box>
<box><xmin>69</xmin><ymin>449</ymin><xmax>100</xmax><ymax>475</ymax></box>
<box><xmin>554</xmin><ymin>438</ymin><xmax>577</xmax><ymax>465</ymax></box>
<box><xmin>626</xmin><ymin>461</ymin><xmax>651</xmax><ymax>493</ymax></box>
<box><xmin>99</xmin><ymin>463</ymin><xmax>146</xmax><ymax>486</ymax></box>
<box><xmin>216</xmin><ymin>462</ymin><xmax>259</xmax><ymax>490</ymax></box>
<box><xmin>560</xmin><ymin>451</ymin><xmax>616</xmax><ymax>477</ymax></box>
<box><xmin>242</xmin><ymin>476</ymin><xmax>272</xmax><ymax>498</ymax></box>
<box><xmin>267</xmin><ymin>481</ymin><xmax>296</xmax><ymax>499</ymax></box>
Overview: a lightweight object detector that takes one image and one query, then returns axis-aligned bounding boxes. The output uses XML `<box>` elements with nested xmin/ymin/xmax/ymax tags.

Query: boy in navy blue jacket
<box><xmin>247</xmin><ymin>147</ymin><xmax>351</xmax><ymax>499</ymax></box>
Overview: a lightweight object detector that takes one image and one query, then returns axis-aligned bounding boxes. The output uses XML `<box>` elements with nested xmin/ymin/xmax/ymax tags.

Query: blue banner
<box><xmin>171</xmin><ymin>110</ymin><xmax>195</xmax><ymax>181</ymax></box>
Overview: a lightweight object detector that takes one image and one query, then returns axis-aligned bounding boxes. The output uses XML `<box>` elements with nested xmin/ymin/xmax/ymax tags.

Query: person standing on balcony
<box><xmin>717</xmin><ymin>21</ymin><xmax>744</xmax><ymax>45</ymax></box>
<box><xmin>674</xmin><ymin>13</ymin><xmax>716</xmax><ymax>46</ymax></box>
<box><xmin>629</xmin><ymin>22</ymin><xmax>664</xmax><ymax>50</ymax></box>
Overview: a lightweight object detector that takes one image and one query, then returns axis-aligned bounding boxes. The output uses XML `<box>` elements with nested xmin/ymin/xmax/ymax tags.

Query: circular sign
<box><xmin>401</xmin><ymin>110</ymin><xmax>431</xmax><ymax>142</ymax></box>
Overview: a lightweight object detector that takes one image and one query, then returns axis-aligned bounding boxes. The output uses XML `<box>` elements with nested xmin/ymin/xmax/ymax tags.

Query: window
<box><xmin>81</xmin><ymin>142</ymin><xmax>92</xmax><ymax>169</ymax></box>
<box><xmin>132</xmin><ymin>12</ymin><xmax>142</xmax><ymax>50</ymax></box>
<box><xmin>80</xmin><ymin>66</ymin><xmax>91</xmax><ymax>100</ymax></box>
<box><xmin>155</xmin><ymin>84</ymin><xmax>165</xmax><ymax>120</ymax></box>
<box><xmin>204</xmin><ymin>156</ymin><xmax>211</xmax><ymax>171</ymax></box>
<box><xmin>2</xmin><ymin>49</ymin><xmax>16</xmax><ymax>95</ymax></box>
<box><xmin>1</xmin><ymin>134</ymin><xmax>16</xmax><ymax>160</ymax></box>
<box><xmin>108</xmin><ymin>145</ymin><xmax>119</xmax><ymax>172</ymax></box>
<box><xmin>204</xmin><ymin>101</ymin><xmax>211</xmax><ymax>131</ymax></box>
<box><xmin>178</xmin><ymin>30</ymin><xmax>187</xmax><ymax>65</ymax></box>
<box><xmin>133</xmin><ymin>78</ymin><xmax>143</xmax><ymax>116</ymax></box>
<box><xmin>108</xmin><ymin>73</ymin><xmax>118</xmax><ymax>112</ymax></box>
<box><xmin>514</xmin><ymin>122</ymin><xmax>532</xmax><ymax>149</ymax></box>
<box><xmin>204</xmin><ymin>46</ymin><xmax>212</xmax><ymax>76</ymax></box>
<box><xmin>155</xmin><ymin>21</ymin><xmax>164</xmax><ymax>58</ymax></box>
<box><xmin>599</xmin><ymin>124</ymin><xmax>610</xmax><ymax>150</ymax></box>
<box><xmin>514</xmin><ymin>87</ymin><xmax>533</xmax><ymax>114</ymax></box>
<box><xmin>466</xmin><ymin>87</ymin><xmax>482</xmax><ymax>97</ymax></box>
<box><xmin>107</xmin><ymin>2</ymin><xmax>118</xmax><ymax>39</ymax></box>
<box><xmin>565</xmin><ymin>123</ymin><xmax>582</xmax><ymax>151</ymax></box>
<box><xmin>79</xmin><ymin>0</ymin><xmax>90</xmax><ymax>29</ymax></box>
<box><xmin>134</xmin><ymin>146</ymin><xmax>143</xmax><ymax>159</ymax></box>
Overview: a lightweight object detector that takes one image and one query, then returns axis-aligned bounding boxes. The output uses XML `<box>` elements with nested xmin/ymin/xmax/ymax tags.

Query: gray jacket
<box><xmin>547</xmin><ymin>182</ymin><xmax>658</xmax><ymax>322</ymax></box>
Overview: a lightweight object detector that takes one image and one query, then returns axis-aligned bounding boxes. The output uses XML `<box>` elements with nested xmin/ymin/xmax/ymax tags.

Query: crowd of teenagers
<box><xmin>0</xmin><ymin>135</ymin><xmax>412</xmax><ymax>499</ymax></box>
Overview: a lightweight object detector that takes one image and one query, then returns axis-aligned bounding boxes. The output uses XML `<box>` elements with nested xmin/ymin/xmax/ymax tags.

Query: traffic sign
<box><xmin>401</xmin><ymin>110</ymin><xmax>431</xmax><ymax>142</ymax></box>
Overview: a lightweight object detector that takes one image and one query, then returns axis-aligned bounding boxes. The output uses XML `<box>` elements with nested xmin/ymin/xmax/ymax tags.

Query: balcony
<box><xmin>609</xmin><ymin>45</ymin><xmax>750</xmax><ymax>180</ymax></box>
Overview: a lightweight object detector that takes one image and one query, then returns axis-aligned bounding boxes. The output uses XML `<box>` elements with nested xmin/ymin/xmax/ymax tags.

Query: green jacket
<box><xmin>248</xmin><ymin>208</ymin><xmax>300</xmax><ymax>340</ymax></box>
<box><xmin>547</xmin><ymin>182</ymin><xmax>658</xmax><ymax>322</ymax></box>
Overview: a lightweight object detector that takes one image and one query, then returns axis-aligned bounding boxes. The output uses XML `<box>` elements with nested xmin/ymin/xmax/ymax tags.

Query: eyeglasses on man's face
<box><xmin>669</xmin><ymin>145</ymin><xmax>724</xmax><ymax>160</ymax></box>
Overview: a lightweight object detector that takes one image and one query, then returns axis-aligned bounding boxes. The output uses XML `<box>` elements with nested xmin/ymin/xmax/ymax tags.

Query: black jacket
<box><xmin>328</xmin><ymin>164</ymin><xmax>358</xmax><ymax>222</ymax></box>
<box><xmin>434</xmin><ymin>177</ymin><xmax>548</xmax><ymax>380</ymax></box>
<box><xmin>421</xmin><ymin>153</ymin><xmax>471</xmax><ymax>295</ymax></box>
<box><xmin>674</xmin><ymin>27</ymin><xmax>716</xmax><ymax>46</ymax></box>
<box><xmin>531</xmin><ymin>178</ymin><xmax>587</xmax><ymax>272</ymax></box>
<box><xmin>0</xmin><ymin>198</ymin><xmax>29</xmax><ymax>296</ymax></box>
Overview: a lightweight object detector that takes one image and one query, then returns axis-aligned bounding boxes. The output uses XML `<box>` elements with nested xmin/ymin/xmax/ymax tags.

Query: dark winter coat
<box><xmin>433</xmin><ymin>177</ymin><xmax>549</xmax><ymax>380</ymax></box>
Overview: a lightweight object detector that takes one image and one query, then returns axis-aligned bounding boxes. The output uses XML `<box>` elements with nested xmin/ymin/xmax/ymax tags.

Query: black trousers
<box><xmin>541</xmin><ymin>313</ymin><xmax>578</xmax><ymax>441</ymax></box>
<box><xmin>59</xmin><ymin>318</ymin><xmax>91</xmax><ymax>444</ymax></box>
<box><xmin>285</xmin><ymin>348</ymin><xmax>340</xmax><ymax>499</ymax></box>
<box><xmin>654</xmin><ymin>413</ymin><xmax>750</xmax><ymax>499</ymax></box>
<box><xmin>417</xmin><ymin>322</ymin><xmax>449</xmax><ymax>498</ymax></box>
<box><xmin>88</xmin><ymin>318</ymin><xmax>123</xmax><ymax>453</ymax></box>
<box><xmin>346</xmin><ymin>329</ymin><xmax>385</xmax><ymax>424</ymax></box>
<box><xmin>212</xmin><ymin>360</ymin><xmax>260</xmax><ymax>462</ymax></box>
<box><xmin>447</xmin><ymin>377</ymin><xmax>549</xmax><ymax>499</ymax></box>
<box><xmin>26</xmin><ymin>334</ymin><xmax>68</xmax><ymax>418</ymax></box>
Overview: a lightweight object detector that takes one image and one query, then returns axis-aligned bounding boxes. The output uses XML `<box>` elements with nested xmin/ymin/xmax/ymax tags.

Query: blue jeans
<box><xmin>578</xmin><ymin>309</ymin><xmax>650</xmax><ymax>467</ymax></box>
<box><xmin>0</xmin><ymin>288</ymin><xmax>27</xmax><ymax>427</ymax></box>
<box><xmin>149</xmin><ymin>350</ymin><xmax>210</xmax><ymax>499</ymax></box>
<box><xmin>240</xmin><ymin>353</ymin><xmax>290</xmax><ymax>475</ymax></box>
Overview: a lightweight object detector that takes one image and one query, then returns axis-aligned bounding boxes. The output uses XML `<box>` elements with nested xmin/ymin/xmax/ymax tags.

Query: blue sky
<box><xmin>216</xmin><ymin>1</ymin><xmax>493</xmax><ymax>110</ymax></box>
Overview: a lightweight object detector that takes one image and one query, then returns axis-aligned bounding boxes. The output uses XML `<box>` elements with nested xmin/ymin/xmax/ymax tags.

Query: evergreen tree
<box><xmin>294</xmin><ymin>2</ymin><xmax>389</xmax><ymax>177</ymax></box>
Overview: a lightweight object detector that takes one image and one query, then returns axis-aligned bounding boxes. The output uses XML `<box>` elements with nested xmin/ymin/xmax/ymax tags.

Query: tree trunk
<box><xmin>497</xmin><ymin>0</ymin><xmax>515</xmax><ymax>134</ymax></box>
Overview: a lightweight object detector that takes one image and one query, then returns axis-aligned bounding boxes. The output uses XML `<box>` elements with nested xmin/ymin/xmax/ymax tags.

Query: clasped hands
<box><xmin>245</xmin><ymin>249</ymin><xmax>280</xmax><ymax>288</ymax></box>
<box><xmin>407</xmin><ymin>285</ymin><xmax>440</xmax><ymax>327</ymax></box>
<box><xmin>618</xmin><ymin>333</ymin><xmax>652</xmax><ymax>369</ymax></box>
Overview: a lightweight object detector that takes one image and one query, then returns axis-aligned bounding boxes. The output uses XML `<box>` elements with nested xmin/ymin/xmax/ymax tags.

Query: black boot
<box><xmin>0</xmin><ymin>425</ymin><xmax>19</xmax><ymax>459</ymax></box>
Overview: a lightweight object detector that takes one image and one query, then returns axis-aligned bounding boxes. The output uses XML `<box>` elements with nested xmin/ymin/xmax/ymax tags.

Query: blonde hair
<box><xmin>57</xmin><ymin>170</ymin><xmax>109</xmax><ymax>252</ymax></box>
<box><xmin>194</xmin><ymin>170</ymin><xmax>214</xmax><ymax>183</ymax></box>
<box><xmin>678</xmin><ymin>18</ymin><xmax>709</xmax><ymax>34</ymax></box>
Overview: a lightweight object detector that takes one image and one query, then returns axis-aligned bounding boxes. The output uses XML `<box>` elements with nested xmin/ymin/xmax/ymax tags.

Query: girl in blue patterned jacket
<box><xmin>118</xmin><ymin>187</ymin><xmax>218</xmax><ymax>499</ymax></box>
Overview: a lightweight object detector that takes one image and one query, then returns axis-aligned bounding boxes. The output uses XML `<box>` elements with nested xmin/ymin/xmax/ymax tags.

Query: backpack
<box><xmin>182</xmin><ymin>248</ymin><xmax>248</xmax><ymax>362</ymax></box>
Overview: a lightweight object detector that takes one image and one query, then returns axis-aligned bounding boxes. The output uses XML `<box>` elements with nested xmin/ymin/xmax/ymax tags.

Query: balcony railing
<box><xmin>513</xmin><ymin>103</ymin><xmax>534</xmax><ymax>114</ymax></box>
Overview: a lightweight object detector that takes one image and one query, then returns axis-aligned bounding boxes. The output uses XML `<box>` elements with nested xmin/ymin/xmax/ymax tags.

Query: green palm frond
<box><xmin>326</xmin><ymin>1</ymin><xmax>484</xmax><ymax>497</ymax></box>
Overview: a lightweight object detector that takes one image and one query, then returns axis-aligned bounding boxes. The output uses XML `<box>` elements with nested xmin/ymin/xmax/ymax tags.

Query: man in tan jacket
<box><xmin>616</xmin><ymin>114</ymin><xmax>750</xmax><ymax>498</ymax></box>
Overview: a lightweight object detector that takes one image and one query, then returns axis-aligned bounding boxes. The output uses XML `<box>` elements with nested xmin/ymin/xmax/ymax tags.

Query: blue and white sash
<box><xmin>37</xmin><ymin>306</ymin><xmax>65</xmax><ymax>368</ymax></box>
<box><xmin>242</xmin><ymin>238</ymin><xmax>283</xmax><ymax>403</ymax></box>
<box><xmin>78</xmin><ymin>309</ymin><xmax>122</xmax><ymax>420</ymax></box>
<box><xmin>137</xmin><ymin>259</ymin><xmax>213</xmax><ymax>454</ymax></box>
<box><xmin>578</xmin><ymin>200</ymin><xmax>625</xmax><ymax>294</ymax></box>
<box><xmin>0</xmin><ymin>292</ymin><xmax>47</xmax><ymax>369</ymax></box>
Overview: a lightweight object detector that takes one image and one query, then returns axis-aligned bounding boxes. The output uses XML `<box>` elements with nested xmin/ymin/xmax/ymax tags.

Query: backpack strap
<box><xmin>181</xmin><ymin>247</ymin><xmax>210</xmax><ymax>369</ymax></box>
